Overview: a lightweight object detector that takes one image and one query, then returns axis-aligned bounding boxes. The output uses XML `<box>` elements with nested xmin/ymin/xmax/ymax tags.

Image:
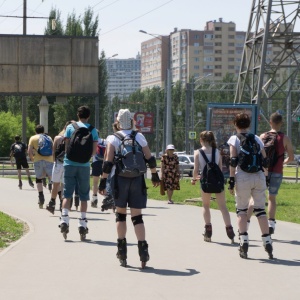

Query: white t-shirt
<box><xmin>227</xmin><ymin>134</ymin><xmax>264</xmax><ymax>173</ymax></box>
<box><xmin>198</xmin><ymin>148</ymin><xmax>221</xmax><ymax>173</ymax></box>
<box><xmin>106</xmin><ymin>130</ymin><xmax>148</xmax><ymax>176</ymax></box>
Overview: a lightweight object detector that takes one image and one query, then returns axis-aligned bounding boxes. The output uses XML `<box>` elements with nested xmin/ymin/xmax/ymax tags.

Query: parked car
<box><xmin>178</xmin><ymin>154</ymin><xmax>194</xmax><ymax>177</ymax></box>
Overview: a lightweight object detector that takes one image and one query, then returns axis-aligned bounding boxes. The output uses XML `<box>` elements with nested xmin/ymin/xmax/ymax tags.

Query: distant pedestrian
<box><xmin>10</xmin><ymin>135</ymin><xmax>34</xmax><ymax>189</ymax></box>
<box><xmin>46</xmin><ymin>121</ymin><xmax>72</xmax><ymax>214</ymax></box>
<box><xmin>247</xmin><ymin>112</ymin><xmax>294</xmax><ymax>234</ymax></box>
<box><xmin>99</xmin><ymin>109</ymin><xmax>160</xmax><ymax>268</ymax></box>
<box><xmin>91</xmin><ymin>131</ymin><xmax>106</xmax><ymax>208</ymax></box>
<box><xmin>28</xmin><ymin>125</ymin><xmax>54</xmax><ymax>208</ymax></box>
<box><xmin>58</xmin><ymin>106</ymin><xmax>98</xmax><ymax>241</ymax></box>
<box><xmin>227</xmin><ymin>113</ymin><xmax>273</xmax><ymax>259</ymax></box>
<box><xmin>160</xmin><ymin>144</ymin><xmax>180</xmax><ymax>204</ymax></box>
<box><xmin>192</xmin><ymin>131</ymin><xmax>235</xmax><ymax>243</ymax></box>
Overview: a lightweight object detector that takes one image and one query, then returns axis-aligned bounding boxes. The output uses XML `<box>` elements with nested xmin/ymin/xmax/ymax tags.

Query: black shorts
<box><xmin>111</xmin><ymin>175</ymin><xmax>147</xmax><ymax>209</ymax></box>
<box><xmin>91</xmin><ymin>160</ymin><xmax>103</xmax><ymax>177</ymax></box>
<box><xmin>16</xmin><ymin>158</ymin><xmax>29</xmax><ymax>170</ymax></box>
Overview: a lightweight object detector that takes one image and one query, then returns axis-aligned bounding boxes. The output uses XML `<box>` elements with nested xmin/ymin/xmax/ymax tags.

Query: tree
<box><xmin>44</xmin><ymin>8</ymin><xmax>64</xmax><ymax>35</ymax></box>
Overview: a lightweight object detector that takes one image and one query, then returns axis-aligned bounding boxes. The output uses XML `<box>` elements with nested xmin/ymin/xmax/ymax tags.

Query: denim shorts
<box><xmin>34</xmin><ymin>160</ymin><xmax>53</xmax><ymax>179</ymax></box>
<box><xmin>63</xmin><ymin>165</ymin><xmax>90</xmax><ymax>201</ymax></box>
<box><xmin>111</xmin><ymin>175</ymin><xmax>147</xmax><ymax>209</ymax></box>
<box><xmin>268</xmin><ymin>172</ymin><xmax>283</xmax><ymax>196</ymax></box>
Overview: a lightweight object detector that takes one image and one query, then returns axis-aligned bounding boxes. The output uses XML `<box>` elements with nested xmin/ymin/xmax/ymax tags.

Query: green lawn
<box><xmin>0</xmin><ymin>212</ymin><xmax>25</xmax><ymax>249</ymax></box>
<box><xmin>145</xmin><ymin>178</ymin><xmax>300</xmax><ymax>224</ymax></box>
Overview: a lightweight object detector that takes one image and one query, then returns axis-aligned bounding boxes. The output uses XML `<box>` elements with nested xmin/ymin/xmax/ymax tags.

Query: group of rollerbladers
<box><xmin>10</xmin><ymin>107</ymin><xmax>293</xmax><ymax>266</ymax></box>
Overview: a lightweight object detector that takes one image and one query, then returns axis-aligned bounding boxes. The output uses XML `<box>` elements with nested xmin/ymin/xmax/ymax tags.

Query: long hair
<box><xmin>58</xmin><ymin>120</ymin><xmax>73</xmax><ymax>136</ymax></box>
<box><xmin>200</xmin><ymin>131</ymin><xmax>217</xmax><ymax>148</ymax></box>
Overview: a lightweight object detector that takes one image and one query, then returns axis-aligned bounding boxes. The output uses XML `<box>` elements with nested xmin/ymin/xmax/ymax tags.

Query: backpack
<box><xmin>200</xmin><ymin>148</ymin><xmax>224</xmax><ymax>193</ymax></box>
<box><xmin>54</xmin><ymin>136</ymin><xmax>66</xmax><ymax>163</ymax></box>
<box><xmin>261</xmin><ymin>131</ymin><xmax>283</xmax><ymax>168</ymax></box>
<box><xmin>114</xmin><ymin>130</ymin><xmax>147</xmax><ymax>178</ymax></box>
<box><xmin>66</xmin><ymin>122</ymin><xmax>94</xmax><ymax>163</ymax></box>
<box><xmin>237</xmin><ymin>133</ymin><xmax>262</xmax><ymax>173</ymax></box>
<box><xmin>13</xmin><ymin>142</ymin><xmax>25</xmax><ymax>159</ymax></box>
<box><xmin>37</xmin><ymin>134</ymin><xmax>53</xmax><ymax>156</ymax></box>
<box><xmin>95</xmin><ymin>138</ymin><xmax>106</xmax><ymax>160</ymax></box>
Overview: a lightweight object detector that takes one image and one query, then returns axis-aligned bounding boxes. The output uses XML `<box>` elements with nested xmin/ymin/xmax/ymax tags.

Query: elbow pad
<box><xmin>262</xmin><ymin>157</ymin><xmax>270</xmax><ymax>168</ymax></box>
<box><xmin>230</xmin><ymin>157</ymin><xmax>238</xmax><ymax>167</ymax></box>
<box><xmin>146</xmin><ymin>156</ymin><xmax>157</xmax><ymax>168</ymax></box>
<box><xmin>103</xmin><ymin>161</ymin><xmax>114</xmax><ymax>173</ymax></box>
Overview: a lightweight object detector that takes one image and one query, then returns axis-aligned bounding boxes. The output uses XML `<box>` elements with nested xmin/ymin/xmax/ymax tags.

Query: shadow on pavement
<box><xmin>128</xmin><ymin>267</ymin><xmax>200</xmax><ymax>276</ymax></box>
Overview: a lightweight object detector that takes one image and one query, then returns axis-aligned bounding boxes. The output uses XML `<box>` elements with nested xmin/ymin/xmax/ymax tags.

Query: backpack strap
<box><xmin>113</xmin><ymin>131</ymin><xmax>125</xmax><ymax>141</ymax></box>
<box><xmin>200</xmin><ymin>148</ymin><xmax>216</xmax><ymax>164</ymax></box>
<box><xmin>71</xmin><ymin>122</ymin><xmax>94</xmax><ymax>132</ymax></box>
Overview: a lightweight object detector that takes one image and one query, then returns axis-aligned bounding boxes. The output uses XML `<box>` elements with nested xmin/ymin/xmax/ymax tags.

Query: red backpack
<box><xmin>96</xmin><ymin>139</ymin><xmax>106</xmax><ymax>160</ymax></box>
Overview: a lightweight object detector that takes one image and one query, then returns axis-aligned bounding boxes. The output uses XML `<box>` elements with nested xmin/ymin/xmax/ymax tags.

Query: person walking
<box><xmin>28</xmin><ymin>125</ymin><xmax>54</xmax><ymax>208</ymax></box>
<box><xmin>58</xmin><ymin>106</ymin><xmax>98</xmax><ymax>241</ymax></box>
<box><xmin>160</xmin><ymin>144</ymin><xmax>180</xmax><ymax>204</ymax></box>
<box><xmin>247</xmin><ymin>112</ymin><xmax>294</xmax><ymax>234</ymax></box>
<box><xmin>227</xmin><ymin>113</ymin><xmax>273</xmax><ymax>259</ymax></box>
<box><xmin>91</xmin><ymin>131</ymin><xmax>106</xmax><ymax>208</ymax></box>
<box><xmin>46</xmin><ymin>121</ymin><xmax>72</xmax><ymax>214</ymax></box>
<box><xmin>192</xmin><ymin>131</ymin><xmax>235</xmax><ymax>243</ymax></box>
<box><xmin>99</xmin><ymin>108</ymin><xmax>160</xmax><ymax>268</ymax></box>
<box><xmin>10</xmin><ymin>135</ymin><xmax>34</xmax><ymax>189</ymax></box>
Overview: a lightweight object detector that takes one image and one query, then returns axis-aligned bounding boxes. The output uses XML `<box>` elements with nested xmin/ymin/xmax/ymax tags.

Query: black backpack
<box><xmin>12</xmin><ymin>142</ymin><xmax>25</xmax><ymax>159</ymax></box>
<box><xmin>55</xmin><ymin>136</ymin><xmax>66</xmax><ymax>163</ymax></box>
<box><xmin>66</xmin><ymin>122</ymin><xmax>94</xmax><ymax>163</ymax></box>
<box><xmin>237</xmin><ymin>133</ymin><xmax>262</xmax><ymax>173</ymax></box>
<box><xmin>261</xmin><ymin>131</ymin><xmax>283</xmax><ymax>168</ymax></box>
<box><xmin>114</xmin><ymin>130</ymin><xmax>147</xmax><ymax>178</ymax></box>
<box><xmin>200</xmin><ymin>148</ymin><xmax>224</xmax><ymax>193</ymax></box>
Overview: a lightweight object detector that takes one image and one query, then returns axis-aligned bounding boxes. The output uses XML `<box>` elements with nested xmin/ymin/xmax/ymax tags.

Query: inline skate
<box><xmin>101</xmin><ymin>195</ymin><xmax>115</xmax><ymax>212</ymax></box>
<box><xmin>226</xmin><ymin>225</ymin><xmax>235</xmax><ymax>244</ymax></box>
<box><xmin>59</xmin><ymin>215</ymin><xmax>69</xmax><ymax>240</ymax></box>
<box><xmin>203</xmin><ymin>224</ymin><xmax>212</xmax><ymax>242</ymax></box>
<box><xmin>46</xmin><ymin>199</ymin><xmax>56</xmax><ymax>215</ymax></box>
<box><xmin>18</xmin><ymin>180</ymin><xmax>22</xmax><ymax>190</ymax></box>
<box><xmin>78</xmin><ymin>218</ymin><xmax>88</xmax><ymax>241</ymax></box>
<box><xmin>38</xmin><ymin>194</ymin><xmax>45</xmax><ymax>209</ymax></box>
<box><xmin>268</xmin><ymin>219</ymin><xmax>276</xmax><ymax>235</ymax></box>
<box><xmin>262</xmin><ymin>235</ymin><xmax>273</xmax><ymax>259</ymax></box>
<box><xmin>116</xmin><ymin>238</ymin><xmax>127</xmax><ymax>267</ymax></box>
<box><xmin>138</xmin><ymin>240</ymin><xmax>149</xmax><ymax>269</ymax></box>
<box><xmin>239</xmin><ymin>232</ymin><xmax>249</xmax><ymax>259</ymax></box>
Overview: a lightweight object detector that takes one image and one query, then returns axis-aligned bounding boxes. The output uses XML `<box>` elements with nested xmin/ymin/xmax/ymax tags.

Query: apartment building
<box><xmin>106</xmin><ymin>55</ymin><xmax>141</xmax><ymax>100</ymax></box>
<box><xmin>141</xmin><ymin>19</ymin><xmax>246</xmax><ymax>89</ymax></box>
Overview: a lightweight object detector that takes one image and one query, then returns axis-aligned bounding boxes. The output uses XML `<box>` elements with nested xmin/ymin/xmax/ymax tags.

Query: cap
<box><xmin>117</xmin><ymin>109</ymin><xmax>132</xmax><ymax>130</ymax></box>
<box><xmin>166</xmin><ymin>144</ymin><xmax>175</xmax><ymax>150</ymax></box>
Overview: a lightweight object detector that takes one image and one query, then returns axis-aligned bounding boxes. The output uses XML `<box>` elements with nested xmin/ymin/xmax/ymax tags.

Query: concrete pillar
<box><xmin>38</xmin><ymin>96</ymin><xmax>49</xmax><ymax>133</ymax></box>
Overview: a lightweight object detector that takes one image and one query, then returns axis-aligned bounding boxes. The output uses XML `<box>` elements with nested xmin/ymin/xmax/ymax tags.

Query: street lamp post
<box><xmin>96</xmin><ymin>53</ymin><xmax>118</xmax><ymax>131</ymax></box>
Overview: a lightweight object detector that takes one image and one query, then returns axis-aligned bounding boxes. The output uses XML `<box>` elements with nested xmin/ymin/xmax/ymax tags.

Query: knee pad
<box><xmin>131</xmin><ymin>214</ymin><xmax>144</xmax><ymax>226</ymax></box>
<box><xmin>236</xmin><ymin>208</ymin><xmax>248</xmax><ymax>216</ymax></box>
<box><xmin>103</xmin><ymin>161</ymin><xmax>114</xmax><ymax>174</ymax></box>
<box><xmin>230</xmin><ymin>157</ymin><xmax>238</xmax><ymax>167</ymax></box>
<box><xmin>36</xmin><ymin>178</ymin><xmax>43</xmax><ymax>183</ymax></box>
<box><xmin>115</xmin><ymin>213</ymin><xmax>126</xmax><ymax>222</ymax></box>
<box><xmin>253</xmin><ymin>208</ymin><xmax>266</xmax><ymax>218</ymax></box>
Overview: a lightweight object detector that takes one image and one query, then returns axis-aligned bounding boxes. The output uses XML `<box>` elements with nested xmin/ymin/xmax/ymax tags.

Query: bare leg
<box><xmin>215</xmin><ymin>191</ymin><xmax>232</xmax><ymax>226</ymax></box>
<box><xmin>92</xmin><ymin>176</ymin><xmax>100</xmax><ymax>195</ymax></box>
<box><xmin>247</xmin><ymin>197</ymin><xmax>254</xmax><ymax>222</ymax></box>
<box><xmin>17</xmin><ymin>169</ymin><xmax>22</xmax><ymax>181</ymax></box>
<box><xmin>268</xmin><ymin>194</ymin><xmax>276</xmax><ymax>220</ymax></box>
<box><xmin>116</xmin><ymin>207</ymin><xmax>127</xmax><ymax>239</ymax></box>
<box><xmin>237</xmin><ymin>214</ymin><xmax>248</xmax><ymax>234</ymax></box>
<box><xmin>202</xmin><ymin>192</ymin><xmax>211</xmax><ymax>225</ymax></box>
<box><xmin>167</xmin><ymin>189</ymin><xmax>173</xmax><ymax>203</ymax></box>
<box><xmin>257</xmin><ymin>216</ymin><xmax>269</xmax><ymax>235</ymax></box>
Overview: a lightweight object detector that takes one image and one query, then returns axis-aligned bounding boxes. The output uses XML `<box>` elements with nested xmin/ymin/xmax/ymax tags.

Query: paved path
<box><xmin>0</xmin><ymin>177</ymin><xmax>300</xmax><ymax>300</ymax></box>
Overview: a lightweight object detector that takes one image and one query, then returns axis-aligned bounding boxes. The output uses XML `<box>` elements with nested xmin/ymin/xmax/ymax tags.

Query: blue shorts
<box><xmin>63</xmin><ymin>165</ymin><xmax>90</xmax><ymax>201</ymax></box>
<box><xmin>268</xmin><ymin>172</ymin><xmax>283</xmax><ymax>196</ymax></box>
<box><xmin>111</xmin><ymin>175</ymin><xmax>147</xmax><ymax>209</ymax></box>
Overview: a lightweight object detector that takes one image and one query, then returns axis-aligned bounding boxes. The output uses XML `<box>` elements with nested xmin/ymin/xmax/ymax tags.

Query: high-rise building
<box><xmin>106</xmin><ymin>55</ymin><xmax>141</xmax><ymax>100</ymax></box>
<box><xmin>141</xmin><ymin>19</ymin><xmax>246</xmax><ymax>89</ymax></box>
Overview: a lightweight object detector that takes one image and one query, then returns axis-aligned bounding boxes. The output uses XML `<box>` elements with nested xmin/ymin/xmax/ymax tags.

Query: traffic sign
<box><xmin>189</xmin><ymin>131</ymin><xmax>197</xmax><ymax>140</ymax></box>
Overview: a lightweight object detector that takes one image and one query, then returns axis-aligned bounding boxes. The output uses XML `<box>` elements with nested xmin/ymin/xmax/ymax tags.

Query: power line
<box><xmin>94</xmin><ymin>0</ymin><xmax>121</xmax><ymax>13</ymax></box>
<box><xmin>100</xmin><ymin>0</ymin><xmax>175</xmax><ymax>36</ymax></box>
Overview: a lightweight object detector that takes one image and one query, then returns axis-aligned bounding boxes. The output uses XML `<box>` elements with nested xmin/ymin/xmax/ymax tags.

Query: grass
<box><xmin>145</xmin><ymin>178</ymin><xmax>300</xmax><ymax>224</ymax></box>
<box><xmin>0</xmin><ymin>212</ymin><xmax>25</xmax><ymax>249</ymax></box>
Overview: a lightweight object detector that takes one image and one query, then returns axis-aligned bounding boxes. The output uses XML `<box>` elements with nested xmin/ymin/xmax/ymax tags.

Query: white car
<box><xmin>178</xmin><ymin>155</ymin><xmax>194</xmax><ymax>177</ymax></box>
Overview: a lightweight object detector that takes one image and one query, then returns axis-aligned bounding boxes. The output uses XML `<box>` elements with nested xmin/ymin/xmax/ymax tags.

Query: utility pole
<box><xmin>22</xmin><ymin>0</ymin><xmax>27</xmax><ymax>143</ymax></box>
<box><xmin>155</xmin><ymin>87</ymin><xmax>160</xmax><ymax>158</ymax></box>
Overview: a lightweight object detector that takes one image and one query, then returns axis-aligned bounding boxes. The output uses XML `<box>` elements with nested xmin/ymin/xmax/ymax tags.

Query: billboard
<box><xmin>206</xmin><ymin>103</ymin><xmax>258</xmax><ymax>177</ymax></box>
<box><xmin>0</xmin><ymin>35</ymin><xmax>99</xmax><ymax>96</ymax></box>
<box><xmin>114</xmin><ymin>111</ymin><xmax>154</xmax><ymax>134</ymax></box>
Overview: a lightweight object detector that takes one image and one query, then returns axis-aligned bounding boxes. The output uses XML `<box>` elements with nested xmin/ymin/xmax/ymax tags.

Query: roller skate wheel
<box><xmin>203</xmin><ymin>236</ymin><xmax>211</xmax><ymax>242</ymax></box>
<box><xmin>63</xmin><ymin>232</ymin><xmax>67</xmax><ymax>240</ymax></box>
<box><xmin>119</xmin><ymin>259</ymin><xmax>127</xmax><ymax>267</ymax></box>
<box><xmin>268</xmin><ymin>253</ymin><xmax>274</xmax><ymax>259</ymax></box>
<box><xmin>141</xmin><ymin>261</ymin><xmax>146</xmax><ymax>269</ymax></box>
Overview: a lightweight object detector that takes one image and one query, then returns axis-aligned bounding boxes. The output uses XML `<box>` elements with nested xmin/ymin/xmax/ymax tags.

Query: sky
<box><xmin>0</xmin><ymin>0</ymin><xmax>252</xmax><ymax>58</ymax></box>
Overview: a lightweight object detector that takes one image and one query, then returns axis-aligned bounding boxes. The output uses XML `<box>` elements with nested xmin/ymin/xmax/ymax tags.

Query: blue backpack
<box><xmin>38</xmin><ymin>134</ymin><xmax>53</xmax><ymax>156</ymax></box>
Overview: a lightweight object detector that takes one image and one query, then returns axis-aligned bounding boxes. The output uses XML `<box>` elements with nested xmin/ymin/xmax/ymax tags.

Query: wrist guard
<box><xmin>103</xmin><ymin>161</ymin><xmax>113</xmax><ymax>173</ymax></box>
<box><xmin>262</xmin><ymin>157</ymin><xmax>270</xmax><ymax>168</ymax></box>
<box><xmin>230</xmin><ymin>157</ymin><xmax>238</xmax><ymax>167</ymax></box>
<box><xmin>146</xmin><ymin>156</ymin><xmax>157</xmax><ymax>168</ymax></box>
<box><xmin>228</xmin><ymin>177</ymin><xmax>235</xmax><ymax>190</ymax></box>
<box><xmin>151</xmin><ymin>172</ymin><xmax>160</xmax><ymax>183</ymax></box>
<box><xmin>99</xmin><ymin>178</ymin><xmax>107</xmax><ymax>191</ymax></box>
